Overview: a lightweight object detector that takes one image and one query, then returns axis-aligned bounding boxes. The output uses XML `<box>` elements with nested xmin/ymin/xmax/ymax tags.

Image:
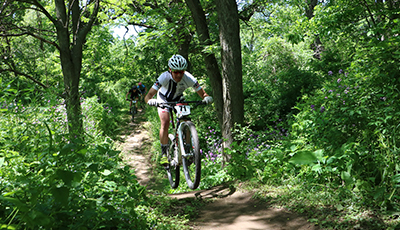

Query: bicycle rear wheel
<box><xmin>181</xmin><ymin>121</ymin><xmax>201</xmax><ymax>189</ymax></box>
<box><xmin>167</xmin><ymin>134</ymin><xmax>180</xmax><ymax>189</ymax></box>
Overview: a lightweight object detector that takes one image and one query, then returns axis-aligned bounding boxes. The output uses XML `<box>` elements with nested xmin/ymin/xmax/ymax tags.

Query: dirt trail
<box><xmin>118</xmin><ymin>110</ymin><xmax>319</xmax><ymax>230</ymax></box>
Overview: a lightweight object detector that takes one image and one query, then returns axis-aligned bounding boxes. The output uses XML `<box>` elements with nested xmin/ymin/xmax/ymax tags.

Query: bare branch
<box><xmin>18</xmin><ymin>0</ymin><xmax>58</xmax><ymax>24</ymax></box>
<box><xmin>0</xmin><ymin>69</ymin><xmax>48</xmax><ymax>89</ymax></box>
<box><xmin>127</xmin><ymin>22</ymin><xmax>155</xmax><ymax>29</ymax></box>
<box><xmin>0</xmin><ymin>27</ymin><xmax>60</xmax><ymax>50</ymax></box>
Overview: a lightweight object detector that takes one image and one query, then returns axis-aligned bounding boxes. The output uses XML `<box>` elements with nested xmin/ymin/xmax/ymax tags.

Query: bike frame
<box><xmin>168</xmin><ymin>103</ymin><xmax>192</xmax><ymax>166</ymax></box>
<box><xmin>157</xmin><ymin>100</ymin><xmax>204</xmax><ymax>189</ymax></box>
<box><xmin>127</xmin><ymin>98</ymin><xmax>138</xmax><ymax>121</ymax></box>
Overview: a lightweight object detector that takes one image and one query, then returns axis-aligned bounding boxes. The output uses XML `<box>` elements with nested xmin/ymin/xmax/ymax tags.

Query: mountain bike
<box><xmin>154</xmin><ymin>100</ymin><xmax>206</xmax><ymax>190</ymax></box>
<box><xmin>127</xmin><ymin>98</ymin><xmax>138</xmax><ymax>121</ymax></box>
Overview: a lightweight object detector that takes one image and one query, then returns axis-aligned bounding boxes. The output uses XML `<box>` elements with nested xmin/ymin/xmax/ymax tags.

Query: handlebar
<box><xmin>154</xmin><ymin>100</ymin><xmax>206</xmax><ymax>109</ymax></box>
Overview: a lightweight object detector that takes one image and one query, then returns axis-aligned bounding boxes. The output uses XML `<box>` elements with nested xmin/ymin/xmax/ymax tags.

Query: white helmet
<box><xmin>168</xmin><ymin>54</ymin><xmax>188</xmax><ymax>70</ymax></box>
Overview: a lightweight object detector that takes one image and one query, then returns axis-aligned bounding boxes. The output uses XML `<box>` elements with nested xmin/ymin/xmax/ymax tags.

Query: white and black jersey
<box><xmin>152</xmin><ymin>71</ymin><xmax>202</xmax><ymax>102</ymax></box>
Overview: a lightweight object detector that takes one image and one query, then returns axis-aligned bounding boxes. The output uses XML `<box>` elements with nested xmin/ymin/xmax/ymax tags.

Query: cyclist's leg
<box><xmin>159</xmin><ymin>108</ymin><xmax>170</xmax><ymax>165</ymax></box>
<box><xmin>139</xmin><ymin>92</ymin><xmax>144</xmax><ymax>108</ymax></box>
<box><xmin>133</xmin><ymin>97</ymin><xmax>138</xmax><ymax>113</ymax></box>
<box><xmin>159</xmin><ymin>108</ymin><xmax>170</xmax><ymax>144</ymax></box>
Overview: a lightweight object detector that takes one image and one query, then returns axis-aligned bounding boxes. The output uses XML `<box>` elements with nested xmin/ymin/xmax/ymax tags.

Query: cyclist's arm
<box><xmin>145</xmin><ymin>88</ymin><xmax>157</xmax><ymax>104</ymax></box>
<box><xmin>196</xmin><ymin>88</ymin><xmax>209</xmax><ymax>100</ymax></box>
<box><xmin>125</xmin><ymin>91</ymin><xmax>130</xmax><ymax>100</ymax></box>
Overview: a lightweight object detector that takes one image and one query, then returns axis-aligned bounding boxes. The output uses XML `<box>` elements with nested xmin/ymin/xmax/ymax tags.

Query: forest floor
<box><xmin>115</xmin><ymin>108</ymin><xmax>319</xmax><ymax>230</ymax></box>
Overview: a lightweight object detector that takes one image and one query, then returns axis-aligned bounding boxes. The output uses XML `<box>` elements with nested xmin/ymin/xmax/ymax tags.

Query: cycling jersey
<box><xmin>128</xmin><ymin>87</ymin><xmax>141</xmax><ymax>99</ymax></box>
<box><xmin>138</xmin><ymin>84</ymin><xmax>146</xmax><ymax>94</ymax></box>
<box><xmin>152</xmin><ymin>71</ymin><xmax>202</xmax><ymax>102</ymax></box>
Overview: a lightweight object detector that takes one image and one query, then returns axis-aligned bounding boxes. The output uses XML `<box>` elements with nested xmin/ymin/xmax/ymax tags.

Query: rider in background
<box><xmin>138</xmin><ymin>82</ymin><xmax>147</xmax><ymax>107</ymax></box>
<box><xmin>125</xmin><ymin>85</ymin><xmax>141</xmax><ymax>112</ymax></box>
<box><xmin>144</xmin><ymin>54</ymin><xmax>213</xmax><ymax>165</ymax></box>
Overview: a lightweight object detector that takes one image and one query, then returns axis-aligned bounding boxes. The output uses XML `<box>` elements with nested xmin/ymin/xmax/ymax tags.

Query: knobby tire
<box><xmin>181</xmin><ymin>121</ymin><xmax>201</xmax><ymax>190</ymax></box>
<box><xmin>167</xmin><ymin>134</ymin><xmax>180</xmax><ymax>188</ymax></box>
<box><xmin>130</xmin><ymin>105</ymin><xmax>137</xmax><ymax>122</ymax></box>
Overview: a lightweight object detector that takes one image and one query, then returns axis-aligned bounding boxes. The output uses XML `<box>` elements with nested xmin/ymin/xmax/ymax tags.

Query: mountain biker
<box><xmin>138</xmin><ymin>82</ymin><xmax>147</xmax><ymax>97</ymax></box>
<box><xmin>126</xmin><ymin>85</ymin><xmax>141</xmax><ymax>112</ymax></box>
<box><xmin>144</xmin><ymin>54</ymin><xmax>213</xmax><ymax>166</ymax></box>
<box><xmin>138</xmin><ymin>82</ymin><xmax>147</xmax><ymax>107</ymax></box>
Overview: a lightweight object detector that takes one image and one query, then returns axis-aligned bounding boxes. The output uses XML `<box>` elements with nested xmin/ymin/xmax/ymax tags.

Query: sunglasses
<box><xmin>172</xmin><ymin>70</ymin><xmax>185</xmax><ymax>74</ymax></box>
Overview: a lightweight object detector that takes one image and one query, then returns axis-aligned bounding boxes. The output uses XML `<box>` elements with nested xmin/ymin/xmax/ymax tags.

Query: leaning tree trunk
<box><xmin>215</xmin><ymin>0</ymin><xmax>244</xmax><ymax>163</ymax></box>
<box><xmin>185</xmin><ymin>0</ymin><xmax>224</xmax><ymax>128</ymax></box>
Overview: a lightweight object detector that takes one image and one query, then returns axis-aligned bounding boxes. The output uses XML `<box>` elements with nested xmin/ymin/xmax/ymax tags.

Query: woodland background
<box><xmin>1</xmin><ymin>0</ymin><xmax>400</xmax><ymax>229</ymax></box>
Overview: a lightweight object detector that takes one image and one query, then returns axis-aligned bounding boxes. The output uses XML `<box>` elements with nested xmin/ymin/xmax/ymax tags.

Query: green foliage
<box><xmin>225</xmin><ymin>142</ymin><xmax>254</xmax><ymax>180</ymax></box>
<box><xmin>2</xmin><ymin>0</ymin><xmax>400</xmax><ymax>228</ymax></box>
<box><xmin>241</xmin><ymin>36</ymin><xmax>319</xmax><ymax>128</ymax></box>
<box><xmin>291</xmin><ymin>65</ymin><xmax>400</xmax><ymax>208</ymax></box>
<box><xmin>0</xmin><ymin>103</ymin><xmax>150</xmax><ymax>229</ymax></box>
<box><xmin>0</xmin><ymin>86</ymin><xmax>193</xmax><ymax>229</ymax></box>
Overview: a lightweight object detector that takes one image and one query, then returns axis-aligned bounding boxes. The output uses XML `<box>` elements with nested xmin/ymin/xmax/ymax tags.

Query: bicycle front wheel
<box><xmin>167</xmin><ymin>134</ymin><xmax>180</xmax><ymax>189</ymax></box>
<box><xmin>130</xmin><ymin>107</ymin><xmax>135</xmax><ymax>121</ymax></box>
<box><xmin>181</xmin><ymin>121</ymin><xmax>201</xmax><ymax>189</ymax></box>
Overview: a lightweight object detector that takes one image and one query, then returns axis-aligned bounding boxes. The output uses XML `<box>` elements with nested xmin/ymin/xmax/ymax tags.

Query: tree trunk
<box><xmin>177</xmin><ymin>32</ymin><xmax>192</xmax><ymax>72</ymax></box>
<box><xmin>215</xmin><ymin>0</ymin><xmax>244</xmax><ymax>163</ymax></box>
<box><xmin>305</xmin><ymin>0</ymin><xmax>324</xmax><ymax>59</ymax></box>
<box><xmin>53</xmin><ymin>0</ymin><xmax>99</xmax><ymax>140</ymax></box>
<box><xmin>185</xmin><ymin>0</ymin><xmax>224</xmax><ymax>128</ymax></box>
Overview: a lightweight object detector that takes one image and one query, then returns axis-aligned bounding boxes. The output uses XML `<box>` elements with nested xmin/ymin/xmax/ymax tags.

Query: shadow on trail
<box><xmin>168</xmin><ymin>184</ymin><xmax>319</xmax><ymax>230</ymax></box>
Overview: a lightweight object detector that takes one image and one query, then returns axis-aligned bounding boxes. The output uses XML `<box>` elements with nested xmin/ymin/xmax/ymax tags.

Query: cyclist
<box><xmin>138</xmin><ymin>82</ymin><xmax>147</xmax><ymax>107</ymax></box>
<box><xmin>138</xmin><ymin>82</ymin><xmax>147</xmax><ymax>98</ymax></box>
<box><xmin>145</xmin><ymin>54</ymin><xmax>213</xmax><ymax>166</ymax></box>
<box><xmin>126</xmin><ymin>85</ymin><xmax>141</xmax><ymax>113</ymax></box>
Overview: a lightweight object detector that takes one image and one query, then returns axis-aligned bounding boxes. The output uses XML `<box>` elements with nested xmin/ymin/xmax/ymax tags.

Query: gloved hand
<box><xmin>147</xmin><ymin>99</ymin><xmax>158</xmax><ymax>106</ymax></box>
<box><xmin>202</xmin><ymin>96</ymin><xmax>213</xmax><ymax>104</ymax></box>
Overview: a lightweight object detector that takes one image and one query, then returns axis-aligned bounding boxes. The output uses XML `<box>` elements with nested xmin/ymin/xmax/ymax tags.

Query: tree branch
<box><xmin>127</xmin><ymin>21</ymin><xmax>156</xmax><ymax>29</ymax></box>
<box><xmin>0</xmin><ymin>30</ymin><xmax>60</xmax><ymax>50</ymax></box>
<box><xmin>0</xmin><ymin>69</ymin><xmax>48</xmax><ymax>89</ymax></box>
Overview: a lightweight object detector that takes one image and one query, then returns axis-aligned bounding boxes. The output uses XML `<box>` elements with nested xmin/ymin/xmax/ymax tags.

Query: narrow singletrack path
<box><xmin>117</xmin><ymin>109</ymin><xmax>319</xmax><ymax>230</ymax></box>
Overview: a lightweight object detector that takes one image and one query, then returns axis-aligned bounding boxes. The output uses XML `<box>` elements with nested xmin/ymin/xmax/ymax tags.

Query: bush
<box><xmin>291</xmin><ymin>67</ymin><xmax>400</xmax><ymax>209</ymax></box>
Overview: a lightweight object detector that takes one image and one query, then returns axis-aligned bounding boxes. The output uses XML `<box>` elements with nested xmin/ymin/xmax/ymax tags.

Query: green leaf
<box><xmin>373</xmin><ymin>187</ymin><xmax>385</xmax><ymax>200</ymax></box>
<box><xmin>1</xmin><ymin>224</ymin><xmax>17</xmax><ymax>229</ymax></box>
<box><xmin>313</xmin><ymin>149</ymin><xmax>325</xmax><ymax>162</ymax></box>
<box><xmin>289</xmin><ymin>151</ymin><xmax>316</xmax><ymax>165</ymax></box>
<box><xmin>51</xmin><ymin>186</ymin><xmax>69</xmax><ymax>206</ymax></box>
<box><xmin>391</xmin><ymin>174</ymin><xmax>400</xmax><ymax>184</ymax></box>
<box><xmin>341</xmin><ymin>171</ymin><xmax>353</xmax><ymax>186</ymax></box>
<box><xmin>56</xmin><ymin>170</ymin><xmax>74</xmax><ymax>186</ymax></box>
<box><xmin>101</xmin><ymin>169</ymin><xmax>112</xmax><ymax>176</ymax></box>
<box><xmin>311</xmin><ymin>164</ymin><xmax>322</xmax><ymax>173</ymax></box>
<box><xmin>0</xmin><ymin>196</ymin><xmax>28</xmax><ymax>211</ymax></box>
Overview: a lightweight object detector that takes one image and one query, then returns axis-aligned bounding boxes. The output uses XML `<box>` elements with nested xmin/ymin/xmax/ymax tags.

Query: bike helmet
<box><xmin>138</xmin><ymin>82</ymin><xmax>142</xmax><ymax>86</ymax></box>
<box><xmin>131</xmin><ymin>85</ymin><xmax>137</xmax><ymax>90</ymax></box>
<box><xmin>168</xmin><ymin>54</ymin><xmax>187</xmax><ymax>70</ymax></box>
